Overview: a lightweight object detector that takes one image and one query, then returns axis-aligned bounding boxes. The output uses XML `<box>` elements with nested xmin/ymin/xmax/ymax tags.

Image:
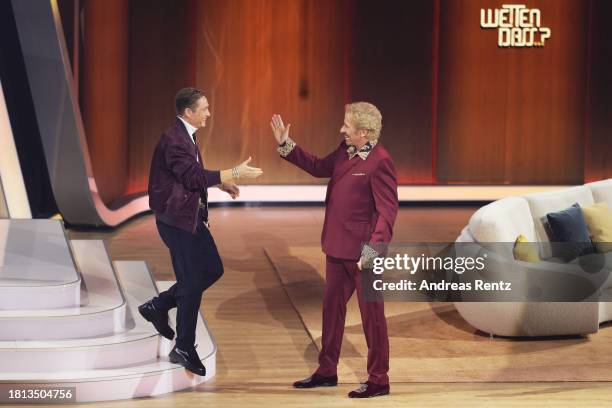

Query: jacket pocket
<box><xmin>166</xmin><ymin>183</ymin><xmax>191</xmax><ymax>214</ymax></box>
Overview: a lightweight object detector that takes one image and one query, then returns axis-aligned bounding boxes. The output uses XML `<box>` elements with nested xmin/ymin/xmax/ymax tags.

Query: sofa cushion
<box><xmin>546</xmin><ymin>203</ymin><xmax>595</xmax><ymax>261</ymax></box>
<box><xmin>513</xmin><ymin>234</ymin><xmax>541</xmax><ymax>263</ymax></box>
<box><xmin>523</xmin><ymin>186</ymin><xmax>594</xmax><ymax>259</ymax></box>
<box><xmin>582</xmin><ymin>202</ymin><xmax>612</xmax><ymax>253</ymax></box>
<box><xmin>586</xmin><ymin>179</ymin><xmax>612</xmax><ymax>207</ymax></box>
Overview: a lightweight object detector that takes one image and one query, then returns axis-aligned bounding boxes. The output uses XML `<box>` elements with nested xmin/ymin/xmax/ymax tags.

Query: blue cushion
<box><xmin>546</xmin><ymin>203</ymin><xmax>595</xmax><ymax>262</ymax></box>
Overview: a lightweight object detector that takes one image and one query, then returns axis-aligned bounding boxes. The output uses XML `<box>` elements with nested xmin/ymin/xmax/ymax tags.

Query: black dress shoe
<box><xmin>169</xmin><ymin>345</ymin><xmax>206</xmax><ymax>376</ymax></box>
<box><xmin>293</xmin><ymin>373</ymin><xmax>338</xmax><ymax>388</ymax></box>
<box><xmin>138</xmin><ymin>300</ymin><xmax>175</xmax><ymax>340</ymax></box>
<box><xmin>348</xmin><ymin>381</ymin><xmax>390</xmax><ymax>398</ymax></box>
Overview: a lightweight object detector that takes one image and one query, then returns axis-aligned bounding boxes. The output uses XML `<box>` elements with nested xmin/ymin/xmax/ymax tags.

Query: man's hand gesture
<box><xmin>270</xmin><ymin>114</ymin><xmax>290</xmax><ymax>145</ymax></box>
<box><xmin>218</xmin><ymin>182</ymin><xmax>239</xmax><ymax>199</ymax></box>
<box><xmin>235</xmin><ymin>157</ymin><xmax>263</xmax><ymax>179</ymax></box>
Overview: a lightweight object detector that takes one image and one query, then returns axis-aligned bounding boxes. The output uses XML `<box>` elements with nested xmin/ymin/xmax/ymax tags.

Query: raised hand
<box><xmin>234</xmin><ymin>157</ymin><xmax>263</xmax><ymax>179</ymax></box>
<box><xmin>270</xmin><ymin>114</ymin><xmax>290</xmax><ymax>145</ymax></box>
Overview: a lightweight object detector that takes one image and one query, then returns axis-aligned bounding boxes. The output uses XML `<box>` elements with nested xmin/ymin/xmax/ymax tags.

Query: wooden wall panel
<box><xmin>585</xmin><ymin>0</ymin><xmax>612</xmax><ymax>182</ymax></box>
<box><xmin>437</xmin><ymin>0</ymin><xmax>588</xmax><ymax>184</ymax></box>
<box><xmin>125</xmin><ymin>0</ymin><xmax>196</xmax><ymax>194</ymax></box>
<box><xmin>194</xmin><ymin>0</ymin><xmax>350</xmax><ymax>184</ymax></box>
<box><xmin>350</xmin><ymin>0</ymin><xmax>435</xmax><ymax>184</ymax></box>
<box><xmin>80</xmin><ymin>0</ymin><xmax>611</xmax><ymax>192</ymax></box>
<box><xmin>81</xmin><ymin>0</ymin><xmax>129</xmax><ymax>204</ymax></box>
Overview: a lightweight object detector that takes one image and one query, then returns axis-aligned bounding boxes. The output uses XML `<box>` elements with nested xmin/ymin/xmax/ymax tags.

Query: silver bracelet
<box><xmin>232</xmin><ymin>166</ymin><xmax>240</xmax><ymax>179</ymax></box>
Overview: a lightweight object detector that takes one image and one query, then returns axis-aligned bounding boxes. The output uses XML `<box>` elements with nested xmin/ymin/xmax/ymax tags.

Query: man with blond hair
<box><xmin>270</xmin><ymin>102</ymin><xmax>398</xmax><ymax>398</ymax></box>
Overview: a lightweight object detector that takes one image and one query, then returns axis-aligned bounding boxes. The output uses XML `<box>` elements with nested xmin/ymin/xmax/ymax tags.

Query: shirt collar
<box><xmin>177</xmin><ymin>116</ymin><xmax>198</xmax><ymax>142</ymax></box>
<box><xmin>347</xmin><ymin>139</ymin><xmax>377</xmax><ymax>160</ymax></box>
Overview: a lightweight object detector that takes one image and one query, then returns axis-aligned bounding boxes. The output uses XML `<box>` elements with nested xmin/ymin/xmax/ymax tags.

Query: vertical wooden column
<box><xmin>350</xmin><ymin>0</ymin><xmax>435</xmax><ymax>184</ymax></box>
<box><xmin>81</xmin><ymin>0</ymin><xmax>128</xmax><ymax>204</ymax></box>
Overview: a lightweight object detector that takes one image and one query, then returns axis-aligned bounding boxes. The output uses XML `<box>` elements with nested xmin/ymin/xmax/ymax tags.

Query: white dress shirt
<box><xmin>178</xmin><ymin>116</ymin><xmax>209</xmax><ymax>215</ymax></box>
<box><xmin>178</xmin><ymin>116</ymin><xmax>198</xmax><ymax>162</ymax></box>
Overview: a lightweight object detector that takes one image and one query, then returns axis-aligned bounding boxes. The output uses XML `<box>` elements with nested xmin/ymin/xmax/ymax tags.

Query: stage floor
<box><xmin>65</xmin><ymin>206</ymin><xmax>612</xmax><ymax>407</ymax></box>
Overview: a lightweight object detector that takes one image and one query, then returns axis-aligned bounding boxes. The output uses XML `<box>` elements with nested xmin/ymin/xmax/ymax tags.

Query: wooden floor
<box><xmin>65</xmin><ymin>206</ymin><xmax>612</xmax><ymax>407</ymax></box>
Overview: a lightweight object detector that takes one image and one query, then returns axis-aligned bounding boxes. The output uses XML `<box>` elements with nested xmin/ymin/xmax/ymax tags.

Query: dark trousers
<box><xmin>315</xmin><ymin>255</ymin><xmax>390</xmax><ymax>385</ymax></box>
<box><xmin>153</xmin><ymin>213</ymin><xmax>223</xmax><ymax>350</ymax></box>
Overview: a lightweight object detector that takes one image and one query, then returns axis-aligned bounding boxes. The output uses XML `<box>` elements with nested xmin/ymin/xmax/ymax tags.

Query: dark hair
<box><xmin>175</xmin><ymin>87</ymin><xmax>205</xmax><ymax>115</ymax></box>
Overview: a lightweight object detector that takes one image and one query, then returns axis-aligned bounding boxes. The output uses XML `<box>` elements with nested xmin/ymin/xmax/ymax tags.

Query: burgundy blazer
<box><xmin>148</xmin><ymin>118</ymin><xmax>221</xmax><ymax>233</ymax></box>
<box><xmin>283</xmin><ymin>140</ymin><xmax>399</xmax><ymax>260</ymax></box>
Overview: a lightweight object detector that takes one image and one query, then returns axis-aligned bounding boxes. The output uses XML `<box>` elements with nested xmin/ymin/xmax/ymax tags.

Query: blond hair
<box><xmin>345</xmin><ymin>102</ymin><xmax>382</xmax><ymax>141</ymax></box>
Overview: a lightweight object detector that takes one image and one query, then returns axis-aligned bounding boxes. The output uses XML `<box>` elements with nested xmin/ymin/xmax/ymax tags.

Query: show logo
<box><xmin>480</xmin><ymin>4</ymin><xmax>551</xmax><ymax>47</ymax></box>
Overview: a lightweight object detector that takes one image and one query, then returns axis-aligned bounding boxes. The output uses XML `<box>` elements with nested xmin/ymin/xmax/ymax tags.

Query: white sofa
<box><xmin>454</xmin><ymin>179</ymin><xmax>612</xmax><ymax>337</ymax></box>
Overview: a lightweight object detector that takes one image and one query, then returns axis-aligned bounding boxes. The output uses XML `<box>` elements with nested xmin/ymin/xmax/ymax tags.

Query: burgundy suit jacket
<box><xmin>283</xmin><ymin>140</ymin><xmax>399</xmax><ymax>260</ymax></box>
<box><xmin>148</xmin><ymin>118</ymin><xmax>221</xmax><ymax>233</ymax></box>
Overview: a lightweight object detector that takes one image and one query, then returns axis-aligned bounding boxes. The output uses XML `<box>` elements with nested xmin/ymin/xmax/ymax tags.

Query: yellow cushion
<box><xmin>513</xmin><ymin>234</ymin><xmax>541</xmax><ymax>263</ymax></box>
<box><xmin>581</xmin><ymin>202</ymin><xmax>612</xmax><ymax>253</ymax></box>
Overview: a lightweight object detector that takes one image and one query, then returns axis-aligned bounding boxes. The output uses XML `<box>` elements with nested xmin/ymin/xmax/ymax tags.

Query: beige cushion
<box><xmin>513</xmin><ymin>234</ymin><xmax>541</xmax><ymax>263</ymax></box>
<box><xmin>582</xmin><ymin>202</ymin><xmax>612</xmax><ymax>253</ymax></box>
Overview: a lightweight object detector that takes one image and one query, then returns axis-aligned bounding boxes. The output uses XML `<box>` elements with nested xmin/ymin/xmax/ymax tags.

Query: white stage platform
<box><xmin>0</xmin><ymin>220</ymin><xmax>215</xmax><ymax>402</ymax></box>
<box><xmin>0</xmin><ymin>220</ymin><xmax>80</xmax><ymax>310</ymax></box>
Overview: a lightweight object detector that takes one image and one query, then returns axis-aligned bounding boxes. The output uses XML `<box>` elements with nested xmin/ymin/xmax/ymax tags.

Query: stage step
<box><xmin>0</xmin><ymin>262</ymin><xmax>216</xmax><ymax>402</ymax></box>
<box><xmin>0</xmin><ymin>220</ymin><xmax>81</xmax><ymax>310</ymax></box>
<box><xmin>0</xmin><ymin>258</ymin><xmax>166</xmax><ymax>371</ymax></box>
<box><xmin>0</xmin><ymin>240</ymin><xmax>126</xmax><ymax>340</ymax></box>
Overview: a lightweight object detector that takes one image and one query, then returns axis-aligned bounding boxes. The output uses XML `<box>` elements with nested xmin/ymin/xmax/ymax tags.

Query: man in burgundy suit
<box><xmin>270</xmin><ymin>102</ymin><xmax>398</xmax><ymax>398</ymax></box>
<box><xmin>140</xmin><ymin>87</ymin><xmax>262</xmax><ymax>376</ymax></box>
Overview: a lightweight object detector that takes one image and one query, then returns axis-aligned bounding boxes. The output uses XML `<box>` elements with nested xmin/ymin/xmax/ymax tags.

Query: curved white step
<box><xmin>0</xmin><ymin>264</ymin><xmax>216</xmax><ymax>402</ymax></box>
<box><xmin>0</xmin><ymin>240</ymin><xmax>126</xmax><ymax>340</ymax></box>
<box><xmin>0</xmin><ymin>258</ymin><xmax>165</xmax><ymax>371</ymax></box>
<box><xmin>0</xmin><ymin>220</ymin><xmax>80</xmax><ymax>310</ymax></box>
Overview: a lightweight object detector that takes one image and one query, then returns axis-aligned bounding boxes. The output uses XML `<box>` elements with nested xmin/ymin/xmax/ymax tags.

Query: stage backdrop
<box><xmin>60</xmin><ymin>0</ymin><xmax>612</xmax><ymax>206</ymax></box>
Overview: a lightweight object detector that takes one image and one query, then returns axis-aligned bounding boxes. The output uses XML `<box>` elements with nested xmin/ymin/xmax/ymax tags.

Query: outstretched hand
<box><xmin>236</xmin><ymin>157</ymin><xmax>263</xmax><ymax>179</ymax></box>
<box><xmin>270</xmin><ymin>114</ymin><xmax>290</xmax><ymax>145</ymax></box>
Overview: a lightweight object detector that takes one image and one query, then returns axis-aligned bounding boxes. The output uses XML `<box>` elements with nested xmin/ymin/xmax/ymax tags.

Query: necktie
<box><xmin>192</xmin><ymin>134</ymin><xmax>199</xmax><ymax>162</ymax></box>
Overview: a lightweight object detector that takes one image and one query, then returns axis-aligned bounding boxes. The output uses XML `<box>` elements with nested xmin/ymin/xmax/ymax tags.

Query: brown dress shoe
<box><xmin>348</xmin><ymin>381</ymin><xmax>390</xmax><ymax>398</ymax></box>
<box><xmin>293</xmin><ymin>373</ymin><xmax>338</xmax><ymax>388</ymax></box>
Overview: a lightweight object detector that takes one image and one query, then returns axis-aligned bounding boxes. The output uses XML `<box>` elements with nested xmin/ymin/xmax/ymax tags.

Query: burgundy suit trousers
<box><xmin>315</xmin><ymin>255</ymin><xmax>390</xmax><ymax>385</ymax></box>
